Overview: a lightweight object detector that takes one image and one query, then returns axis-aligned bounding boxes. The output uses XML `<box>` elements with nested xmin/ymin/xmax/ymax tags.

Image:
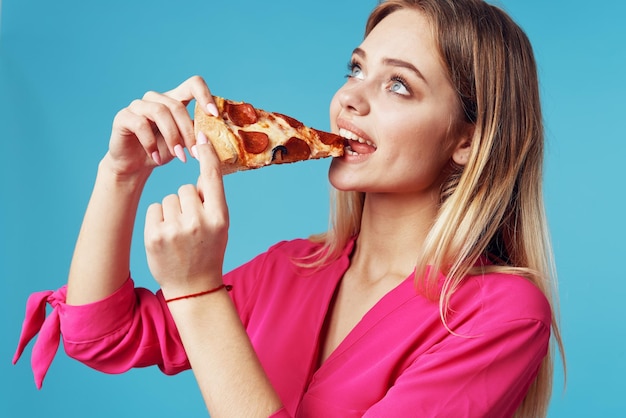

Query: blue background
<box><xmin>1</xmin><ymin>0</ymin><xmax>624</xmax><ymax>416</ymax></box>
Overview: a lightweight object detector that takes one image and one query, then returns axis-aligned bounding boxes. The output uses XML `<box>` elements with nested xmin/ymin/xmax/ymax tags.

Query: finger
<box><xmin>177</xmin><ymin>184</ymin><xmax>203</xmax><ymax>215</ymax></box>
<box><xmin>161</xmin><ymin>193</ymin><xmax>182</xmax><ymax>220</ymax></box>
<box><xmin>142</xmin><ymin>91</ymin><xmax>196</xmax><ymax>158</ymax></box>
<box><xmin>112</xmin><ymin>108</ymin><xmax>160</xmax><ymax>163</ymax></box>
<box><xmin>145</xmin><ymin>202</ymin><xmax>164</xmax><ymax>224</ymax></box>
<box><xmin>196</xmin><ymin>132</ymin><xmax>228</xmax><ymax>218</ymax></box>
<box><xmin>166</xmin><ymin>75</ymin><xmax>219</xmax><ymax>117</ymax></box>
<box><xmin>144</xmin><ymin>202</ymin><xmax>164</xmax><ymax>247</ymax></box>
<box><xmin>128</xmin><ymin>98</ymin><xmax>186</xmax><ymax>163</ymax></box>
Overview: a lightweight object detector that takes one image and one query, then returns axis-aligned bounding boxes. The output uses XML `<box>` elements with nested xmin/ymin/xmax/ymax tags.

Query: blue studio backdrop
<box><xmin>2</xmin><ymin>0</ymin><xmax>625</xmax><ymax>417</ymax></box>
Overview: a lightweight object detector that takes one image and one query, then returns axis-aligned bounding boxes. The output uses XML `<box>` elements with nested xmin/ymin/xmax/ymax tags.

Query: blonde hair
<box><xmin>309</xmin><ymin>0</ymin><xmax>565</xmax><ymax>416</ymax></box>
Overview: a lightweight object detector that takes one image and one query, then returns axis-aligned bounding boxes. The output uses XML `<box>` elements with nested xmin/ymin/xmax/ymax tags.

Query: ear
<box><xmin>451</xmin><ymin>123</ymin><xmax>474</xmax><ymax>166</ymax></box>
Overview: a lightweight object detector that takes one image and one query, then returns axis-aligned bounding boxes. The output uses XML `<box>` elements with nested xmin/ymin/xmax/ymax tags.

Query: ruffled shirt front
<box><xmin>14</xmin><ymin>238</ymin><xmax>551</xmax><ymax>417</ymax></box>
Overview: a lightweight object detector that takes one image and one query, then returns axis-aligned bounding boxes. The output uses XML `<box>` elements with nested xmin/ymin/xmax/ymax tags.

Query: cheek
<box><xmin>386</xmin><ymin>120</ymin><xmax>454</xmax><ymax>169</ymax></box>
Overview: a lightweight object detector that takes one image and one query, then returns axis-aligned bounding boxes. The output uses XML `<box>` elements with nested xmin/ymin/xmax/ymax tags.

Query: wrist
<box><xmin>164</xmin><ymin>283</ymin><xmax>235</xmax><ymax>323</ymax></box>
<box><xmin>98</xmin><ymin>154</ymin><xmax>153</xmax><ymax>187</ymax></box>
<box><xmin>164</xmin><ymin>284</ymin><xmax>233</xmax><ymax>304</ymax></box>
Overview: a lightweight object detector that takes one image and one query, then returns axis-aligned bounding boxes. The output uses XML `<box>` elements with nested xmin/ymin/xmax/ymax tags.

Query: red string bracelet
<box><xmin>164</xmin><ymin>284</ymin><xmax>233</xmax><ymax>303</ymax></box>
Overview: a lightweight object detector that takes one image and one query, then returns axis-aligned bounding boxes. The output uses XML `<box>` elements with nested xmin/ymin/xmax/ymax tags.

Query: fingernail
<box><xmin>151</xmin><ymin>151</ymin><xmax>162</xmax><ymax>166</ymax></box>
<box><xmin>197</xmin><ymin>131</ymin><xmax>208</xmax><ymax>145</ymax></box>
<box><xmin>174</xmin><ymin>144</ymin><xmax>187</xmax><ymax>163</ymax></box>
<box><xmin>191</xmin><ymin>145</ymin><xmax>198</xmax><ymax>159</ymax></box>
<box><xmin>206</xmin><ymin>102</ymin><xmax>219</xmax><ymax>117</ymax></box>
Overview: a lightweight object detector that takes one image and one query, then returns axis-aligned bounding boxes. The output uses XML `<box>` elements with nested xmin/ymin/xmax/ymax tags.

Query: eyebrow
<box><xmin>353</xmin><ymin>47</ymin><xmax>429</xmax><ymax>85</ymax></box>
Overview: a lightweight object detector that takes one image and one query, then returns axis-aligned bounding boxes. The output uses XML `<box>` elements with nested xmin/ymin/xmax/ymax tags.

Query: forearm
<box><xmin>166</xmin><ymin>288</ymin><xmax>283</xmax><ymax>418</ymax></box>
<box><xmin>67</xmin><ymin>155</ymin><xmax>151</xmax><ymax>305</ymax></box>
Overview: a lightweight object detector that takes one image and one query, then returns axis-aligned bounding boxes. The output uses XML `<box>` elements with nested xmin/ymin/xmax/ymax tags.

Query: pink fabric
<box><xmin>13</xmin><ymin>289</ymin><xmax>64</xmax><ymax>389</ymax></box>
<box><xmin>14</xmin><ymin>238</ymin><xmax>551</xmax><ymax>417</ymax></box>
<box><xmin>13</xmin><ymin>279</ymin><xmax>189</xmax><ymax>389</ymax></box>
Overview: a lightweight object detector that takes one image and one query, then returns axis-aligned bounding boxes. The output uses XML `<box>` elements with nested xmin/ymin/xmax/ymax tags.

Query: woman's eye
<box><xmin>389</xmin><ymin>77</ymin><xmax>410</xmax><ymax>95</ymax></box>
<box><xmin>347</xmin><ymin>62</ymin><xmax>364</xmax><ymax>80</ymax></box>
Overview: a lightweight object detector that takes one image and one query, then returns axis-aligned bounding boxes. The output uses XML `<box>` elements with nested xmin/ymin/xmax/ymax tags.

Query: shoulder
<box><xmin>258</xmin><ymin>237</ymin><xmax>356</xmax><ymax>271</ymax></box>
<box><xmin>226</xmin><ymin>238</ymin><xmax>345</xmax><ymax>324</ymax></box>
<box><xmin>450</xmin><ymin>271</ymin><xmax>552</xmax><ymax>331</ymax></box>
<box><xmin>225</xmin><ymin>238</ymin><xmax>324</xmax><ymax>275</ymax></box>
<box><xmin>225</xmin><ymin>238</ymin><xmax>336</xmax><ymax>292</ymax></box>
<box><xmin>264</xmin><ymin>238</ymin><xmax>326</xmax><ymax>259</ymax></box>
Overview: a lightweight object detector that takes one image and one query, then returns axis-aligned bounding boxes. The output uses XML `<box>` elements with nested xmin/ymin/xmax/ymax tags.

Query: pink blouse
<box><xmin>14</xmin><ymin>238</ymin><xmax>551</xmax><ymax>417</ymax></box>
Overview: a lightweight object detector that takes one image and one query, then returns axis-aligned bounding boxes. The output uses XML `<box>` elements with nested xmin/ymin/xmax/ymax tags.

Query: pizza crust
<box><xmin>193</xmin><ymin>98</ymin><xmax>239</xmax><ymax>168</ymax></box>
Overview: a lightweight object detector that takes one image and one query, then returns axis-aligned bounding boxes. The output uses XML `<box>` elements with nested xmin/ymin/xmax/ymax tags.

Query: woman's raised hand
<box><xmin>144</xmin><ymin>131</ymin><xmax>229</xmax><ymax>299</ymax></box>
<box><xmin>106</xmin><ymin>75</ymin><xmax>218</xmax><ymax>177</ymax></box>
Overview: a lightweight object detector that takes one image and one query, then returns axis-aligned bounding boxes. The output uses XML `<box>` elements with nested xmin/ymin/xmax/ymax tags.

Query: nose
<box><xmin>336</xmin><ymin>81</ymin><xmax>370</xmax><ymax>116</ymax></box>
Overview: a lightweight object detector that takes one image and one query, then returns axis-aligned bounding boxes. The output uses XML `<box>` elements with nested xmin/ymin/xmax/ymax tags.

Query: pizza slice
<box><xmin>194</xmin><ymin>96</ymin><xmax>345</xmax><ymax>174</ymax></box>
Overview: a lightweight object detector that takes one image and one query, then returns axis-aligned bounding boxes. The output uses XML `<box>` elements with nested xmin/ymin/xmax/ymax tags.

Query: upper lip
<box><xmin>336</xmin><ymin>119</ymin><xmax>377</xmax><ymax>149</ymax></box>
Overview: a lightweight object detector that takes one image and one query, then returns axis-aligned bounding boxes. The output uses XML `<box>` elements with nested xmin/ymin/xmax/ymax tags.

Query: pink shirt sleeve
<box><xmin>13</xmin><ymin>278</ymin><xmax>189</xmax><ymax>389</ymax></box>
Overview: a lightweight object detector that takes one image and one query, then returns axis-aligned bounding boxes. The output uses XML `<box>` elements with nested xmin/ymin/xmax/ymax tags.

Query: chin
<box><xmin>328</xmin><ymin>160</ymin><xmax>350</xmax><ymax>190</ymax></box>
<box><xmin>329</xmin><ymin>159</ymin><xmax>375</xmax><ymax>193</ymax></box>
<box><xmin>328</xmin><ymin>174</ymin><xmax>367</xmax><ymax>194</ymax></box>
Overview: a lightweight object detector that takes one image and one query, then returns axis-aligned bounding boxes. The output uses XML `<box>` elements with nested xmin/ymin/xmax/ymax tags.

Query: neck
<box><xmin>351</xmin><ymin>191</ymin><xmax>439</xmax><ymax>283</ymax></box>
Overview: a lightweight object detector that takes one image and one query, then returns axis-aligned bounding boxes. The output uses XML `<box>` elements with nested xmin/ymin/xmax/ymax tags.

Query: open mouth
<box><xmin>339</xmin><ymin>128</ymin><xmax>377</xmax><ymax>156</ymax></box>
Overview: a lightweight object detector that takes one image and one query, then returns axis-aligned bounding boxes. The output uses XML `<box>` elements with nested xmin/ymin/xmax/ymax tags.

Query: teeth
<box><xmin>345</xmin><ymin>145</ymin><xmax>359</xmax><ymax>156</ymax></box>
<box><xmin>339</xmin><ymin>128</ymin><xmax>377</xmax><ymax>149</ymax></box>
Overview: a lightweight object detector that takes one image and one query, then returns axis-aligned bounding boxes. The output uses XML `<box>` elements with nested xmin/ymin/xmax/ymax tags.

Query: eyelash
<box><xmin>389</xmin><ymin>74</ymin><xmax>411</xmax><ymax>95</ymax></box>
<box><xmin>345</xmin><ymin>60</ymin><xmax>360</xmax><ymax>78</ymax></box>
<box><xmin>345</xmin><ymin>60</ymin><xmax>412</xmax><ymax>96</ymax></box>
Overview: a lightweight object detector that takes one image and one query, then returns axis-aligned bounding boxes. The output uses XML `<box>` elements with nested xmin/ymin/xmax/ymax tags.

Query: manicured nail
<box><xmin>197</xmin><ymin>131</ymin><xmax>208</xmax><ymax>145</ymax></box>
<box><xmin>191</xmin><ymin>145</ymin><xmax>198</xmax><ymax>159</ymax></box>
<box><xmin>206</xmin><ymin>102</ymin><xmax>219</xmax><ymax>117</ymax></box>
<box><xmin>151</xmin><ymin>151</ymin><xmax>162</xmax><ymax>166</ymax></box>
<box><xmin>174</xmin><ymin>144</ymin><xmax>187</xmax><ymax>163</ymax></box>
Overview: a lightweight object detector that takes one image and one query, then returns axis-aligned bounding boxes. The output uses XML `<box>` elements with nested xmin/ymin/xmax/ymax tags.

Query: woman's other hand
<box><xmin>106</xmin><ymin>75</ymin><xmax>218</xmax><ymax>177</ymax></box>
<box><xmin>144</xmin><ymin>132</ymin><xmax>229</xmax><ymax>298</ymax></box>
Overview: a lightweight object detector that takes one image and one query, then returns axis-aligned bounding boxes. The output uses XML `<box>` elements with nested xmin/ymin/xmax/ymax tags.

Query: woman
<box><xmin>14</xmin><ymin>0</ymin><xmax>564</xmax><ymax>416</ymax></box>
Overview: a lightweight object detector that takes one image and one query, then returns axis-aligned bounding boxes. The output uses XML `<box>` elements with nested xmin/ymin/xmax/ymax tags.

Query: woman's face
<box><xmin>329</xmin><ymin>8</ymin><xmax>470</xmax><ymax>197</ymax></box>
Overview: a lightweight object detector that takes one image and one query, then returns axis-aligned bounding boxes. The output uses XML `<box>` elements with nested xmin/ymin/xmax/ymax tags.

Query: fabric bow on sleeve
<box><xmin>13</xmin><ymin>286</ymin><xmax>68</xmax><ymax>389</ymax></box>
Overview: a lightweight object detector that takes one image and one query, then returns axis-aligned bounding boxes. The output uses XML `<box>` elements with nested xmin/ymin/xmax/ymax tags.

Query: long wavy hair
<box><xmin>308</xmin><ymin>0</ymin><xmax>565</xmax><ymax>416</ymax></box>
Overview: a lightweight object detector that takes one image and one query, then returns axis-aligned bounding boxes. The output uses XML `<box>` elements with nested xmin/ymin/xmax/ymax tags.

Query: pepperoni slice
<box><xmin>277</xmin><ymin>137</ymin><xmax>310</xmax><ymax>163</ymax></box>
<box><xmin>313</xmin><ymin>129</ymin><xmax>343</xmax><ymax>145</ymax></box>
<box><xmin>226</xmin><ymin>102</ymin><xmax>258</xmax><ymax>126</ymax></box>
<box><xmin>275</xmin><ymin>113</ymin><xmax>304</xmax><ymax>129</ymax></box>
<box><xmin>239</xmin><ymin>131</ymin><xmax>269</xmax><ymax>154</ymax></box>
